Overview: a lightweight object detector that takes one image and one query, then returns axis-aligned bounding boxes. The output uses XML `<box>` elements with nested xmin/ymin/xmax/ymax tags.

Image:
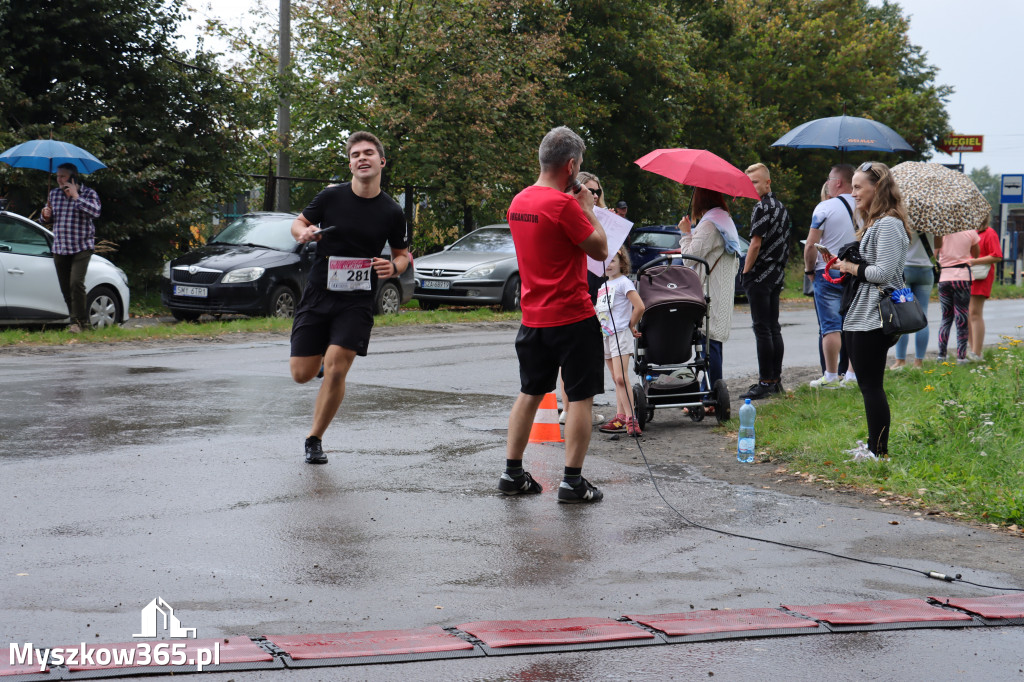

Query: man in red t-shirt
<box><xmin>499</xmin><ymin>126</ymin><xmax>608</xmax><ymax>504</ymax></box>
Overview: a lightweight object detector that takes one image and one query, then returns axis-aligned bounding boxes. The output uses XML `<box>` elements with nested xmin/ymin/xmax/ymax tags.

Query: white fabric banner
<box><xmin>587</xmin><ymin>207</ymin><xmax>634</xmax><ymax>276</ymax></box>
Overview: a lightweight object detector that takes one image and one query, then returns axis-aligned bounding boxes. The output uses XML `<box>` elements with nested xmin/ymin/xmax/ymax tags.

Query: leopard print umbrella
<box><xmin>890</xmin><ymin>162</ymin><xmax>992</xmax><ymax>235</ymax></box>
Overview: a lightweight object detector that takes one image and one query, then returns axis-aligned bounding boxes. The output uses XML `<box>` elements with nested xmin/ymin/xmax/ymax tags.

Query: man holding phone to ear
<box><xmin>40</xmin><ymin>162</ymin><xmax>101</xmax><ymax>333</ymax></box>
<box><xmin>501</xmin><ymin>126</ymin><xmax>608</xmax><ymax>504</ymax></box>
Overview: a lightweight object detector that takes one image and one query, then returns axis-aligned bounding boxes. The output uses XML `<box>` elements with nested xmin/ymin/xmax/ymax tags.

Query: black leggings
<box><xmin>844</xmin><ymin>328</ymin><xmax>896</xmax><ymax>456</ymax></box>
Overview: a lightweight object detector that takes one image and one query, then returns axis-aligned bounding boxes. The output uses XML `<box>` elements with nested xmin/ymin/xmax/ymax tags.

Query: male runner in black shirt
<box><xmin>289</xmin><ymin>131</ymin><xmax>411</xmax><ymax>463</ymax></box>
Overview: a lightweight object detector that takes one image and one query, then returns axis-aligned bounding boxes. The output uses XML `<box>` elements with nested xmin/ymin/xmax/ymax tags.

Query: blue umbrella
<box><xmin>771</xmin><ymin>115</ymin><xmax>914</xmax><ymax>154</ymax></box>
<box><xmin>0</xmin><ymin>139</ymin><xmax>107</xmax><ymax>174</ymax></box>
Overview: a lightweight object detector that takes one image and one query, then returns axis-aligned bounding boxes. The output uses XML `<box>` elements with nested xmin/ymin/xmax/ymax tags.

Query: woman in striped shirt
<box><xmin>836</xmin><ymin>162</ymin><xmax>911</xmax><ymax>460</ymax></box>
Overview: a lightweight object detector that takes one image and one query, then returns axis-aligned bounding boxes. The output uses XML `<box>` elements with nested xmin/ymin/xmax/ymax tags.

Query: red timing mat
<box><xmin>931</xmin><ymin>593</ymin><xmax>1024</xmax><ymax>620</ymax></box>
<box><xmin>61</xmin><ymin>637</ymin><xmax>271</xmax><ymax>672</ymax></box>
<box><xmin>457</xmin><ymin>617</ymin><xmax>654</xmax><ymax>648</ymax></box>
<box><xmin>266</xmin><ymin>627</ymin><xmax>473</xmax><ymax>659</ymax></box>
<box><xmin>783</xmin><ymin>598</ymin><xmax>974</xmax><ymax>626</ymax></box>
<box><xmin>0</xmin><ymin>659</ymin><xmax>47</xmax><ymax>677</ymax></box>
<box><xmin>627</xmin><ymin>608</ymin><xmax>820</xmax><ymax>637</ymax></box>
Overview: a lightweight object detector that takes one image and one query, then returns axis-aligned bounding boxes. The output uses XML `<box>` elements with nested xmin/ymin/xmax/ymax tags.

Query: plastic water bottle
<box><xmin>737</xmin><ymin>398</ymin><xmax>756</xmax><ymax>463</ymax></box>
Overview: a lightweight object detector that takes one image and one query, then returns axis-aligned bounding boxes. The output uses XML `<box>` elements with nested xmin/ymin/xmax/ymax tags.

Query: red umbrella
<box><xmin>635</xmin><ymin>148</ymin><xmax>759</xmax><ymax>200</ymax></box>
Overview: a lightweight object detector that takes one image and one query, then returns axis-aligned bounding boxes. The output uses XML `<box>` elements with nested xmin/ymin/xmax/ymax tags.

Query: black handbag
<box><xmin>877</xmin><ymin>286</ymin><xmax>927</xmax><ymax>335</ymax></box>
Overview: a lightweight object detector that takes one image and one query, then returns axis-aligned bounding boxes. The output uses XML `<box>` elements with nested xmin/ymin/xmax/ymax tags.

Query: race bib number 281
<box><xmin>327</xmin><ymin>256</ymin><xmax>373</xmax><ymax>292</ymax></box>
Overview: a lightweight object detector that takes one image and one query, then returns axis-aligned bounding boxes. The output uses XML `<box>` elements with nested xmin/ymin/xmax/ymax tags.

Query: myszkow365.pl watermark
<box><xmin>9</xmin><ymin>597</ymin><xmax>220</xmax><ymax>672</ymax></box>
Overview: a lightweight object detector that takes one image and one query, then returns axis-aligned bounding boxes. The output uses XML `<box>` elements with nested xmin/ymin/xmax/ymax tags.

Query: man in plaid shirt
<box><xmin>40</xmin><ymin>163</ymin><xmax>101</xmax><ymax>332</ymax></box>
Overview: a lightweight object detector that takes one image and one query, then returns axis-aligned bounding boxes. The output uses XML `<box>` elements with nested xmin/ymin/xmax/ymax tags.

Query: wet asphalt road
<box><xmin>2</xmin><ymin>300</ymin><xmax>1024</xmax><ymax>680</ymax></box>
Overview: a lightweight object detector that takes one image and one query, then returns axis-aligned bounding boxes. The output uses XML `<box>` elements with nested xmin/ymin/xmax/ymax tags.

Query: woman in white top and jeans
<box><xmin>891</xmin><ymin>231</ymin><xmax>936</xmax><ymax>369</ymax></box>
<box><xmin>837</xmin><ymin>162</ymin><xmax>911</xmax><ymax>460</ymax></box>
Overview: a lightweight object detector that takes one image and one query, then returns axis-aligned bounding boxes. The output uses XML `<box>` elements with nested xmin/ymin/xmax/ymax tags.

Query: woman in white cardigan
<box><xmin>678</xmin><ymin>188</ymin><xmax>740</xmax><ymax>405</ymax></box>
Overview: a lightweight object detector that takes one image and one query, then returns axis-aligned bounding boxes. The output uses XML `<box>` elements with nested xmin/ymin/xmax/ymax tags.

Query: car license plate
<box><xmin>421</xmin><ymin>279</ymin><xmax>451</xmax><ymax>290</ymax></box>
<box><xmin>173</xmin><ymin>285</ymin><xmax>208</xmax><ymax>298</ymax></box>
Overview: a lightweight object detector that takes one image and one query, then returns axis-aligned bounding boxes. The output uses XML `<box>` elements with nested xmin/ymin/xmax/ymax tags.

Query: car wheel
<box><xmin>417</xmin><ymin>299</ymin><xmax>441</xmax><ymax>311</ymax></box>
<box><xmin>86</xmin><ymin>286</ymin><xmax>122</xmax><ymax>328</ymax></box>
<box><xmin>170</xmin><ymin>308</ymin><xmax>201</xmax><ymax>322</ymax></box>
<box><xmin>374</xmin><ymin>281</ymin><xmax>401</xmax><ymax>315</ymax></box>
<box><xmin>500</xmin><ymin>274</ymin><xmax>521</xmax><ymax>312</ymax></box>
<box><xmin>266</xmin><ymin>284</ymin><xmax>297</xmax><ymax>318</ymax></box>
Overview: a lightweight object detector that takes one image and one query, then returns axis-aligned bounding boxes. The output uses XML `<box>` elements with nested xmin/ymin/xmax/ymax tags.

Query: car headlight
<box><xmin>462</xmin><ymin>264</ymin><xmax>496</xmax><ymax>279</ymax></box>
<box><xmin>222</xmin><ymin>267</ymin><xmax>266</xmax><ymax>283</ymax></box>
<box><xmin>115</xmin><ymin>266</ymin><xmax>129</xmax><ymax>285</ymax></box>
<box><xmin>161</xmin><ymin>261</ymin><xmax>171</xmax><ymax>279</ymax></box>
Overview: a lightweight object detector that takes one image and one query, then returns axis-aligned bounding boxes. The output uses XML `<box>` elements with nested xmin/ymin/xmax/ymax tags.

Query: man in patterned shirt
<box><xmin>740</xmin><ymin>163</ymin><xmax>791</xmax><ymax>400</ymax></box>
<box><xmin>40</xmin><ymin>163</ymin><xmax>101</xmax><ymax>332</ymax></box>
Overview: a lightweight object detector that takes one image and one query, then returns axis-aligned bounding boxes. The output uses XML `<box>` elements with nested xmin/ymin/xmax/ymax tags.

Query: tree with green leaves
<box><xmin>674</xmin><ymin>0</ymin><xmax>951</xmax><ymax>231</ymax></box>
<box><xmin>969</xmin><ymin>166</ymin><xmax>1000</xmax><ymax>224</ymax></box>
<box><xmin>216</xmin><ymin>0</ymin><xmax>952</xmax><ymax>252</ymax></box>
<box><xmin>220</xmin><ymin>0</ymin><xmax>568</xmax><ymax>247</ymax></box>
<box><xmin>549</xmin><ymin>0</ymin><xmax>703</xmax><ymax>223</ymax></box>
<box><xmin>0</xmin><ymin>0</ymin><xmax>247</xmax><ymax>280</ymax></box>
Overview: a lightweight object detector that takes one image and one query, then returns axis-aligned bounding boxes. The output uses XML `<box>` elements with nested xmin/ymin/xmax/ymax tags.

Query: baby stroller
<box><xmin>631</xmin><ymin>254</ymin><xmax>731</xmax><ymax>429</ymax></box>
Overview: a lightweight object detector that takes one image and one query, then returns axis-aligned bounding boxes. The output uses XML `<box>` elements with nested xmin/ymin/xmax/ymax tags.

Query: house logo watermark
<box><xmin>9</xmin><ymin>597</ymin><xmax>219</xmax><ymax>672</ymax></box>
<box><xmin>133</xmin><ymin>597</ymin><xmax>196</xmax><ymax>638</ymax></box>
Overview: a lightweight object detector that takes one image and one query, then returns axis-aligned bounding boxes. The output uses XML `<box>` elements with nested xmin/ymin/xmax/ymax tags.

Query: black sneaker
<box><xmin>557</xmin><ymin>477</ymin><xmax>603</xmax><ymax>504</ymax></box>
<box><xmin>304</xmin><ymin>437</ymin><xmax>328</xmax><ymax>464</ymax></box>
<box><xmin>739</xmin><ymin>382</ymin><xmax>774</xmax><ymax>400</ymax></box>
<box><xmin>772</xmin><ymin>381</ymin><xmax>785</xmax><ymax>395</ymax></box>
<box><xmin>498</xmin><ymin>471</ymin><xmax>542</xmax><ymax>495</ymax></box>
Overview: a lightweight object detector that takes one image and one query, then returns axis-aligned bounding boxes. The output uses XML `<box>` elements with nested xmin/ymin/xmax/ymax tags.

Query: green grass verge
<box><xmin>0</xmin><ymin>305</ymin><xmax>521</xmax><ymax>347</ymax></box>
<box><xmin>747</xmin><ymin>337</ymin><xmax>1024</xmax><ymax>526</ymax></box>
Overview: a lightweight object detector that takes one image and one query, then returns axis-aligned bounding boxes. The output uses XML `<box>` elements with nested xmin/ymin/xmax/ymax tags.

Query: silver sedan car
<box><xmin>413</xmin><ymin>224</ymin><xmax>520</xmax><ymax>311</ymax></box>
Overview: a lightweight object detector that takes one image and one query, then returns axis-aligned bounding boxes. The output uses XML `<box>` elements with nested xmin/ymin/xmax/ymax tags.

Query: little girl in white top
<box><xmin>594</xmin><ymin>245</ymin><xmax>646</xmax><ymax>436</ymax></box>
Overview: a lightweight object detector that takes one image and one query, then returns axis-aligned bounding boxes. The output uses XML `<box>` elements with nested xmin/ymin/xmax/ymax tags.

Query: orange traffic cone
<box><xmin>528</xmin><ymin>393</ymin><xmax>564</xmax><ymax>443</ymax></box>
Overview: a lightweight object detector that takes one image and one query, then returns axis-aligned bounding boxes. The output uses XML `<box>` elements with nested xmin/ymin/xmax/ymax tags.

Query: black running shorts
<box><xmin>290</xmin><ymin>286</ymin><xmax>374</xmax><ymax>357</ymax></box>
<box><xmin>515</xmin><ymin>316</ymin><xmax>604</xmax><ymax>402</ymax></box>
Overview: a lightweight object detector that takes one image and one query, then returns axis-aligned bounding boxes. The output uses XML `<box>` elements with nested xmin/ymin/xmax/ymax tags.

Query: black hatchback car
<box><xmin>160</xmin><ymin>212</ymin><xmax>412</xmax><ymax>321</ymax></box>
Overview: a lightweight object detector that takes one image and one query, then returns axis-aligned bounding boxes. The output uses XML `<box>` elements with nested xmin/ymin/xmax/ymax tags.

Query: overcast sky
<box><xmin>179</xmin><ymin>0</ymin><xmax>1023</xmax><ymax>178</ymax></box>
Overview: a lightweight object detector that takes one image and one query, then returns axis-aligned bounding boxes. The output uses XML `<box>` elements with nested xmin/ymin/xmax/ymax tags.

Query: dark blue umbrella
<box><xmin>0</xmin><ymin>139</ymin><xmax>107</xmax><ymax>174</ymax></box>
<box><xmin>771</xmin><ymin>115</ymin><xmax>914</xmax><ymax>154</ymax></box>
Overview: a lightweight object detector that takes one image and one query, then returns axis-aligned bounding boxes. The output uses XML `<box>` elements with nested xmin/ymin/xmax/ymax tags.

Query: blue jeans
<box><xmin>699</xmin><ymin>338</ymin><xmax>723</xmax><ymax>392</ymax></box>
<box><xmin>893</xmin><ymin>266</ymin><xmax>933</xmax><ymax>361</ymax></box>
<box><xmin>813</xmin><ymin>269</ymin><xmax>845</xmax><ymax>334</ymax></box>
<box><xmin>813</xmin><ymin>269</ymin><xmax>848</xmax><ymax>375</ymax></box>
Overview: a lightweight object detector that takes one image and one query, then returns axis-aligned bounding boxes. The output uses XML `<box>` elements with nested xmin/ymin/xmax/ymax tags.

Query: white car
<box><xmin>0</xmin><ymin>209</ymin><xmax>130</xmax><ymax>327</ymax></box>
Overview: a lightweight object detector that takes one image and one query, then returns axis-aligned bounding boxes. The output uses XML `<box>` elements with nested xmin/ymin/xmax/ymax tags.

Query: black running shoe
<box><xmin>557</xmin><ymin>476</ymin><xmax>603</xmax><ymax>504</ymax></box>
<box><xmin>739</xmin><ymin>382</ymin><xmax>774</xmax><ymax>400</ymax></box>
<box><xmin>304</xmin><ymin>436</ymin><xmax>328</xmax><ymax>464</ymax></box>
<box><xmin>498</xmin><ymin>471</ymin><xmax>542</xmax><ymax>495</ymax></box>
<box><xmin>772</xmin><ymin>381</ymin><xmax>785</xmax><ymax>395</ymax></box>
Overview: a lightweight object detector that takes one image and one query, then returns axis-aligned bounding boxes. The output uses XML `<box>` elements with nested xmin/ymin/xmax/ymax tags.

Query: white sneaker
<box><xmin>840</xmin><ymin>375</ymin><xmax>858</xmax><ymax>388</ymax></box>
<box><xmin>809</xmin><ymin>375</ymin><xmax>841</xmax><ymax>389</ymax></box>
<box><xmin>843</xmin><ymin>441</ymin><xmax>878</xmax><ymax>462</ymax></box>
<box><xmin>967</xmin><ymin>351</ymin><xmax>983</xmax><ymax>361</ymax></box>
<box><xmin>558</xmin><ymin>409</ymin><xmax>567</xmax><ymax>425</ymax></box>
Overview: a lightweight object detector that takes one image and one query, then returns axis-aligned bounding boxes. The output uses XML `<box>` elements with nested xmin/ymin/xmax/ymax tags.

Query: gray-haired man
<box><xmin>500</xmin><ymin>126</ymin><xmax>609</xmax><ymax>504</ymax></box>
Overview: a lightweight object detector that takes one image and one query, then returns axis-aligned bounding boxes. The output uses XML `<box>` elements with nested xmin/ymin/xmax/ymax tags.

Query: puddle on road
<box><xmin>124</xmin><ymin>366</ymin><xmax>183</xmax><ymax>375</ymax></box>
<box><xmin>1</xmin><ymin>376</ymin><xmax>509</xmax><ymax>462</ymax></box>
